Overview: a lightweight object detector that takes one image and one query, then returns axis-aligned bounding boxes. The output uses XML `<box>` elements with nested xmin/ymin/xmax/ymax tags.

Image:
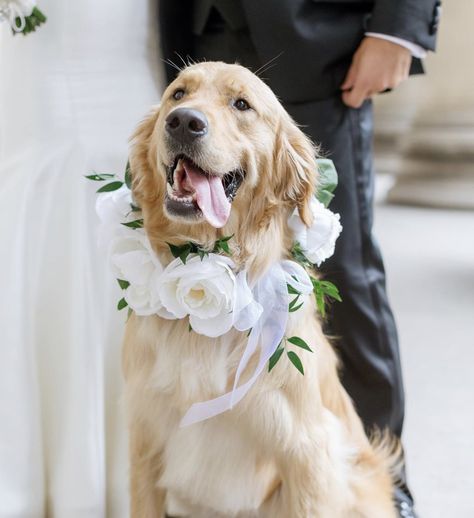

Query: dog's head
<box><xmin>130</xmin><ymin>62</ymin><xmax>318</xmax><ymax>269</ymax></box>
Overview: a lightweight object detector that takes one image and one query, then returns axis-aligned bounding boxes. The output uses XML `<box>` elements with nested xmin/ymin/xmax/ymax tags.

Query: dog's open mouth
<box><xmin>165</xmin><ymin>155</ymin><xmax>244</xmax><ymax>228</ymax></box>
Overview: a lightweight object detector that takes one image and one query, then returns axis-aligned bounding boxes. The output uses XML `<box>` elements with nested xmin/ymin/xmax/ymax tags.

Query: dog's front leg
<box><xmin>129</xmin><ymin>422</ymin><xmax>166</xmax><ymax>518</ymax></box>
<box><xmin>243</xmin><ymin>389</ymin><xmax>350</xmax><ymax>518</ymax></box>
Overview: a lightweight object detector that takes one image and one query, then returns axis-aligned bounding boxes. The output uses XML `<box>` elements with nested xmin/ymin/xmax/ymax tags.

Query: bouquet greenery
<box><xmin>0</xmin><ymin>1</ymin><xmax>46</xmax><ymax>35</ymax></box>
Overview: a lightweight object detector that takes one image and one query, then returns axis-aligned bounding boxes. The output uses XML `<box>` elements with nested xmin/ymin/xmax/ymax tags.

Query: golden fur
<box><xmin>124</xmin><ymin>62</ymin><xmax>398</xmax><ymax>517</ymax></box>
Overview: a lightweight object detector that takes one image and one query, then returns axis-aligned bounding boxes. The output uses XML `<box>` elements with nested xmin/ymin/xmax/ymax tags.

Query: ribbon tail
<box><xmin>180</xmin><ymin>263</ymin><xmax>289</xmax><ymax>427</ymax></box>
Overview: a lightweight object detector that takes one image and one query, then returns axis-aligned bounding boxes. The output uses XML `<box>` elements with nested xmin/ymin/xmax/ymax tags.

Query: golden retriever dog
<box><xmin>124</xmin><ymin>62</ymin><xmax>398</xmax><ymax>517</ymax></box>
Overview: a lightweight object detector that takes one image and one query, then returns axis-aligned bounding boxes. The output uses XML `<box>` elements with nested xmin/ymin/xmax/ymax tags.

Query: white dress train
<box><xmin>0</xmin><ymin>1</ymin><xmax>163</xmax><ymax>516</ymax></box>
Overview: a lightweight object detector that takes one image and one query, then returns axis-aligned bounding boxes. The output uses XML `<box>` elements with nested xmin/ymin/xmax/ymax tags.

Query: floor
<box><xmin>373</xmin><ymin>202</ymin><xmax>474</xmax><ymax>518</ymax></box>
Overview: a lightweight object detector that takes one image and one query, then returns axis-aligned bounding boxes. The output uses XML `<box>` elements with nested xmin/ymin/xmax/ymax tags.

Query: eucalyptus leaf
<box><xmin>317</xmin><ymin>189</ymin><xmax>335</xmax><ymax>208</ymax></box>
<box><xmin>125</xmin><ymin>161</ymin><xmax>132</xmax><ymax>189</ymax></box>
<box><xmin>289</xmin><ymin>301</ymin><xmax>304</xmax><ymax>313</ymax></box>
<box><xmin>287</xmin><ymin>283</ymin><xmax>301</xmax><ymax>295</ymax></box>
<box><xmin>117</xmin><ymin>279</ymin><xmax>130</xmax><ymax>290</ymax></box>
<box><xmin>85</xmin><ymin>173</ymin><xmax>115</xmax><ymax>181</ymax></box>
<box><xmin>97</xmin><ymin>181</ymin><xmax>124</xmax><ymax>193</ymax></box>
<box><xmin>167</xmin><ymin>242</ymin><xmax>182</xmax><ymax>258</ymax></box>
<box><xmin>315</xmin><ymin>159</ymin><xmax>338</xmax><ymax>207</ymax></box>
<box><xmin>287</xmin><ymin>351</ymin><xmax>304</xmax><ymax>375</ymax></box>
<box><xmin>319</xmin><ymin>280</ymin><xmax>342</xmax><ymax>302</ymax></box>
<box><xmin>179</xmin><ymin>246</ymin><xmax>191</xmax><ymax>264</ymax></box>
<box><xmin>218</xmin><ymin>241</ymin><xmax>230</xmax><ymax>254</ymax></box>
<box><xmin>117</xmin><ymin>298</ymin><xmax>128</xmax><ymax>311</ymax></box>
<box><xmin>288</xmin><ymin>295</ymin><xmax>301</xmax><ymax>311</ymax></box>
<box><xmin>122</xmin><ymin>219</ymin><xmax>143</xmax><ymax>229</ymax></box>
<box><xmin>268</xmin><ymin>344</ymin><xmax>284</xmax><ymax>372</ymax></box>
<box><xmin>287</xmin><ymin>336</ymin><xmax>313</xmax><ymax>352</ymax></box>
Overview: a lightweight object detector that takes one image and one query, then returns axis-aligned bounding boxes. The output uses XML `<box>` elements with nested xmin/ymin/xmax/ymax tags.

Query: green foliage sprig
<box><xmin>85</xmin><ymin>162</ymin><xmax>144</xmax><ymax>230</ymax></box>
<box><xmin>167</xmin><ymin>235</ymin><xmax>234</xmax><ymax>264</ymax></box>
<box><xmin>12</xmin><ymin>7</ymin><xmax>47</xmax><ymax>35</ymax></box>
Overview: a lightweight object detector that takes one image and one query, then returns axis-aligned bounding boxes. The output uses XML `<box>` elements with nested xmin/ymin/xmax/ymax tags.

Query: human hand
<box><xmin>341</xmin><ymin>37</ymin><xmax>412</xmax><ymax>108</ymax></box>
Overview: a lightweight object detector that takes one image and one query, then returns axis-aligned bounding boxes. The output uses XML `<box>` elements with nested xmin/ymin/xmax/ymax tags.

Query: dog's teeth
<box><xmin>169</xmin><ymin>191</ymin><xmax>193</xmax><ymax>203</ymax></box>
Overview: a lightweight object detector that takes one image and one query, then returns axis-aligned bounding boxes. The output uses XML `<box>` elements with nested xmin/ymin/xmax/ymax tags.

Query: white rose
<box><xmin>95</xmin><ymin>184</ymin><xmax>133</xmax><ymax>226</ymax></box>
<box><xmin>289</xmin><ymin>197</ymin><xmax>342</xmax><ymax>266</ymax></box>
<box><xmin>158</xmin><ymin>254</ymin><xmax>260</xmax><ymax>337</ymax></box>
<box><xmin>0</xmin><ymin>1</ymin><xmax>35</xmax><ymax>18</ymax></box>
<box><xmin>109</xmin><ymin>232</ymin><xmax>166</xmax><ymax>316</ymax></box>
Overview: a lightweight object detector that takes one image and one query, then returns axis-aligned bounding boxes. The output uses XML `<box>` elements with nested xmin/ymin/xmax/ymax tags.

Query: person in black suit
<box><xmin>159</xmin><ymin>2</ymin><xmax>442</xmax><ymax>516</ymax></box>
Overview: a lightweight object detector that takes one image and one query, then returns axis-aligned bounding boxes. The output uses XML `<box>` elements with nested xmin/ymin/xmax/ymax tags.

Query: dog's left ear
<box><xmin>274</xmin><ymin>117</ymin><xmax>318</xmax><ymax>227</ymax></box>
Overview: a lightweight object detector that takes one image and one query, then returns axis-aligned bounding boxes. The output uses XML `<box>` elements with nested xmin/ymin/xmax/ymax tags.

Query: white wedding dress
<box><xmin>0</xmin><ymin>1</ymin><xmax>163</xmax><ymax>516</ymax></box>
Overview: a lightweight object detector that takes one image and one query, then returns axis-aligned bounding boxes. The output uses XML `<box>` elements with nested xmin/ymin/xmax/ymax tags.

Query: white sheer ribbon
<box><xmin>180</xmin><ymin>260</ymin><xmax>313</xmax><ymax>427</ymax></box>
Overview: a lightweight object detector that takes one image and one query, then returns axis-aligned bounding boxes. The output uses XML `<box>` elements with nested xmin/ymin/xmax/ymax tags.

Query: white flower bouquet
<box><xmin>0</xmin><ymin>0</ymin><xmax>46</xmax><ymax>34</ymax></box>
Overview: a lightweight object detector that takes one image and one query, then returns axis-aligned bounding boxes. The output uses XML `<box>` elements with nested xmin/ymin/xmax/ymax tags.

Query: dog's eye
<box><xmin>173</xmin><ymin>89</ymin><xmax>185</xmax><ymax>101</ymax></box>
<box><xmin>233</xmin><ymin>98</ymin><xmax>251</xmax><ymax>111</ymax></box>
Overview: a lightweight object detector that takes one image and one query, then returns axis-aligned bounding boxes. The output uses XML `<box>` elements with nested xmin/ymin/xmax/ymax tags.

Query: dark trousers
<box><xmin>193</xmin><ymin>18</ymin><xmax>409</xmax><ymax>497</ymax></box>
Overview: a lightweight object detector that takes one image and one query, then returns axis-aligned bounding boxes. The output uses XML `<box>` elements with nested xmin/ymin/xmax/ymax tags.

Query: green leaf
<box><xmin>246</xmin><ymin>327</ymin><xmax>253</xmax><ymax>337</ymax></box>
<box><xmin>179</xmin><ymin>246</ymin><xmax>191</xmax><ymax>264</ymax></box>
<box><xmin>117</xmin><ymin>279</ymin><xmax>130</xmax><ymax>290</ymax></box>
<box><xmin>125</xmin><ymin>161</ymin><xmax>132</xmax><ymax>189</ymax></box>
<box><xmin>218</xmin><ymin>240</ymin><xmax>230</xmax><ymax>254</ymax></box>
<box><xmin>287</xmin><ymin>283</ymin><xmax>301</xmax><ymax>295</ymax></box>
<box><xmin>291</xmin><ymin>242</ymin><xmax>313</xmax><ymax>268</ymax></box>
<box><xmin>167</xmin><ymin>242</ymin><xmax>194</xmax><ymax>260</ymax></box>
<box><xmin>97</xmin><ymin>181</ymin><xmax>124</xmax><ymax>193</ymax></box>
<box><xmin>121</xmin><ymin>219</ymin><xmax>144</xmax><ymax>229</ymax></box>
<box><xmin>315</xmin><ymin>288</ymin><xmax>326</xmax><ymax>317</ymax></box>
<box><xmin>289</xmin><ymin>301</ymin><xmax>304</xmax><ymax>313</ymax></box>
<box><xmin>287</xmin><ymin>351</ymin><xmax>304</xmax><ymax>375</ymax></box>
<box><xmin>213</xmin><ymin>235</ymin><xmax>234</xmax><ymax>254</ymax></box>
<box><xmin>33</xmin><ymin>7</ymin><xmax>47</xmax><ymax>23</ymax></box>
<box><xmin>287</xmin><ymin>336</ymin><xmax>313</xmax><ymax>352</ymax></box>
<box><xmin>117</xmin><ymin>298</ymin><xmax>128</xmax><ymax>311</ymax></box>
<box><xmin>85</xmin><ymin>173</ymin><xmax>115</xmax><ymax>181</ymax></box>
<box><xmin>316</xmin><ymin>189</ymin><xmax>334</xmax><ymax>208</ymax></box>
<box><xmin>130</xmin><ymin>203</ymin><xmax>141</xmax><ymax>212</ymax></box>
<box><xmin>316</xmin><ymin>159</ymin><xmax>338</xmax><ymax>207</ymax></box>
<box><xmin>268</xmin><ymin>344</ymin><xmax>285</xmax><ymax>372</ymax></box>
<box><xmin>167</xmin><ymin>242</ymin><xmax>182</xmax><ymax>258</ymax></box>
<box><xmin>197</xmin><ymin>249</ymin><xmax>208</xmax><ymax>260</ymax></box>
<box><xmin>319</xmin><ymin>280</ymin><xmax>342</xmax><ymax>302</ymax></box>
<box><xmin>188</xmin><ymin>323</ymin><xmax>193</xmax><ymax>332</ymax></box>
<box><xmin>288</xmin><ymin>295</ymin><xmax>301</xmax><ymax>311</ymax></box>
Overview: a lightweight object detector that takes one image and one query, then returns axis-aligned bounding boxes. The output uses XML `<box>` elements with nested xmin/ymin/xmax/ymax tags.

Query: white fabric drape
<box><xmin>0</xmin><ymin>1</ymin><xmax>163</xmax><ymax>516</ymax></box>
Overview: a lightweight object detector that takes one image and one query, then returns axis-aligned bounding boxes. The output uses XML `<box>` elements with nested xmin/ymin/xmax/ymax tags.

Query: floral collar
<box><xmin>88</xmin><ymin>159</ymin><xmax>342</xmax><ymax>426</ymax></box>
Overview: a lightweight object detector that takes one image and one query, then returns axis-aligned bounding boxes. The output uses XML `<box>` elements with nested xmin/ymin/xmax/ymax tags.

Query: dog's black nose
<box><xmin>165</xmin><ymin>108</ymin><xmax>208</xmax><ymax>143</ymax></box>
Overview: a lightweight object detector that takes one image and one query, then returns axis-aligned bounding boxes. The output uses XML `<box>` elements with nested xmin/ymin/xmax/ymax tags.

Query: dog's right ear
<box><xmin>274</xmin><ymin>115</ymin><xmax>318</xmax><ymax>227</ymax></box>
<box><xmin>129</xmin><ymin>104</ymin><xmax>161</xmax><ymax>205</ymax></box>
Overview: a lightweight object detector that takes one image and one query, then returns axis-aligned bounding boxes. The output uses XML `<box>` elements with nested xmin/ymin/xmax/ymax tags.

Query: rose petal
<box><xmin>190</xmin><ymin>310</ymin><xmax>234</xmax><ymax>338</ymax></box>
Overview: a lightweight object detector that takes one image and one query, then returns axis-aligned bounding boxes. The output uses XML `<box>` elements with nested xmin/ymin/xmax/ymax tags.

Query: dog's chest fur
<box><xmin>141</xmin><ymin>319</ymin><xmax>278</xmax><ymax>516</ymax></box>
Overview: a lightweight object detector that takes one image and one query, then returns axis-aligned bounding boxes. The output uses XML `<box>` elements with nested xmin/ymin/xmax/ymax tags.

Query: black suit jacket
<box><xmin>159</xmin><ymin>0</ymin><xmax>441</xmax><ymax>103</ymax></box>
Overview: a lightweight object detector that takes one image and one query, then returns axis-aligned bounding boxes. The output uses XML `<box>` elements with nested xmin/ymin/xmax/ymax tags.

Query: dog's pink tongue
<box><xmin>184</xmin><ymin>163</ymin><xmax>231</xmax><ymax>228</ymax></box>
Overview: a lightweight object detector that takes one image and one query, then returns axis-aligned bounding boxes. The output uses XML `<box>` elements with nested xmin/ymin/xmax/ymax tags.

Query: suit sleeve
<box><xmin>367</xmin><ymin>0</ymin><xmax>442</xmax><ymax>51</ymax></box>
